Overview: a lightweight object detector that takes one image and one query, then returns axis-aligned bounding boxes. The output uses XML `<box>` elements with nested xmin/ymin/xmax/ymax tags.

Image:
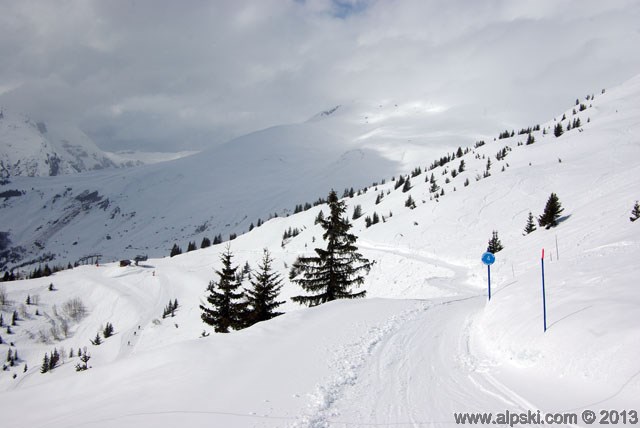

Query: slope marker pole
<box><xmin>542</xmin><ymin>248</ymin><xmax>547</xmax><ymax>332</ymax></box>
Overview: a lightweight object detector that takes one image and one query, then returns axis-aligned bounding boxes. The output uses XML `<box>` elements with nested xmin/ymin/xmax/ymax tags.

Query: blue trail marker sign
<box><xmin>481</xmin><ymin>252</ymin><xmax>495</xmax><ymax>301</ymax></box>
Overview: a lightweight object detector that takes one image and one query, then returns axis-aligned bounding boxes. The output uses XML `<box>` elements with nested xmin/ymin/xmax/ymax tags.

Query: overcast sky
<box><xmin>1</xmin><ymin>0</ymin><xmax>640</xmax><ymax>152</ymax></box>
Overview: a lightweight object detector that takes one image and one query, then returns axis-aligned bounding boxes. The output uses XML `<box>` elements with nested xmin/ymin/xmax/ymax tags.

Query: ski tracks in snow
<box><xmin>291</xmin><ymin>242</ymin><xmax>546</xmax><ymax>428</ymax></box>
<box><xmin>292</xmin><ymin>300</ymin><xmax>434</xmax><ymax>428</ymax></box>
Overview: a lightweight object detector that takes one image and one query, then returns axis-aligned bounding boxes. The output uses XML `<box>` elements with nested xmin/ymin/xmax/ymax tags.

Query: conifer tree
<box><xmin>75</xmin><ymin>349</ymin><xmax>91</xmax><ymax>372</ymax></box>
<box><xmin>291</xmin><ymin>190</ymin><xmax>372</xmax><ymax>307</ymax></box>
<box><xmin>630</xmin><ymin>201</ymin><xmax>640</xmax><ymax>222</ymax></box>
<box><xmin>200</xmin><ymin>246</ymin><xmax>247</xmax><ymax>332</ymax></box>
<box><xmin>402</xmin><ymin>177</ymin><xmax>412</xmax><ymax>193</ymax></box>
<box><xmin>487</xmin><ymin>231</ymin><xmax>504</xmax><ymax>253</ymax></box>
<box><xmin>554</xmin><ymin>122</ymin><xmax>564</xmax><ymax>137</ymax></box>
<box><xmin>170</xmin><ymin>243</ymin><xmax>182</xmax><ymax>257</ymax></box>
<box><xmin>49</xmin><ymin>348</ymin><xmax>60</xmax><ymax>370</ymax></box>
<box><xmin>394</xmin><ymin>175</ymin><xmax>406</xmax><ymax>190</ymax></box>
<box><xmin>91</xmin><ymin>333</ymin><xmax>102</xmax><ymax>345</ymax></box>
<box><xmin>429</xmin><ymin>177</ymin><xmax>440</xmax><ymax>194</ymax></box>
<box><xmin>187</xmin><ymin>241</ymin><xmax>197</xmax><ymax>252</ymax></box>
<box><xmin>201</xmin><ymin>237</ymin><xmax>211</xmax><ymax>248</ymax></box>
<box><xmin>538</xmin><ymin>193</ymin><xmax>565</xmax><ymax>229</ymax></box>
<box><xmin>245</xmin><ymin>249</ymin><xmax>285</xmax><ymax>325</ymax></box>
<box><xmin>103</xmin><ymin>322</ymin><xmax>114</xmax><ymax>338</ymax></box>
<box><xmin>40</xmin><ymin>353</ymin><xmax>50</xmax><ymax>374</ymax></box>
<box><xmin>405</xmin><ymin>194</ymin><xmax>416</xmax><ymax>209</ymax></box>
<box><xmin>352</xmin><ymin>205</ymin><xmax>363</xmax><ymax>220</ymax></box>
<box><xmin>523</xmin><ymin>212</ymin><xmax>537</xmax><ymax>235</ymax></box>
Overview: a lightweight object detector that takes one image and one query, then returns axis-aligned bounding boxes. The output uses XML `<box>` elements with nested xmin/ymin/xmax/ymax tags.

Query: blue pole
<box><xmin>542</xmin><ymin>257</ymin><xmax>547</xmax><ymax>332</ymax></box>
<box><xmin>488</xmin><ymin>264</ymin><xmax>491</xmax><ymax>301</ymax></box>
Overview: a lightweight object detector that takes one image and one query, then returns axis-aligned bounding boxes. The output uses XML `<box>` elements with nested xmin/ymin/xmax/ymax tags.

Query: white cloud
<box><xmin>1</xmin><ymin>0</ymin><xmax>640</xmax><ymax>151</ymax></box>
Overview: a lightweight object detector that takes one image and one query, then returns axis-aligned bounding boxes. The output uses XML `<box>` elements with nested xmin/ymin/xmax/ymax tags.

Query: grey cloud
<box><xmin>1</xmin><ymin>0</ymin><xmax>640</xmax><ymax>152</ymax></box>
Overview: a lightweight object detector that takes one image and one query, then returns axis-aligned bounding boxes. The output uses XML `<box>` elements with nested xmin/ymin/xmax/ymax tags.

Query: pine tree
<box><xmin>75</xmin><ymin>349</ymin><xmax>91</xmax><ymax>372</ymax></box>
<box><xmin>352</xmin><ymin>205</ymin><xmax>363</xmax><ymax>220</ymax></box>
<box><xmin>526</xmin><ymin>134</ymin><xmax>535</xmax><ymax>145</ymax></box>
<box><xmin>404</xmin><ymin>194</ymin><xmax>416</xmax><ymax>209</ymax></box>
<box><xmin>40</xmin><ymin>353</ymin><xmax>50</xmax><ymax>374</ymax></box>
<box><xmin>170</xmin><ymin>243</ymin><xmax>182</xmax><ymax>257</ymax></box>
<box><xmin>554</xmin><ymin>122</ymin><xmax>564</xmax><ymax>137</ymax></box>
<box><xmin>245</xmin><ymin>249</ymin><xmax>285</xmax><ymax>325</ymax></box>
<box><xmin>523</xmin><ymin>212</ymin><xmax>537</xmax><ymax>235</ymax></box>
<box><xmin>402</xmin><ymin>177</ymin><xmax>412</xmax><ymax>193</ymax></box>
<box><xmin>487</xmin><ymin>231</ymin><xmax>504</xmax><ymax>253</ymax></box>
<box><xmin>187</xmin><ymin>241</ymin><xmax>197</xmax><ymax>252</ymax></box>
<box><xmin>291</xmin><ymin>190</ymin><xmax>372</xmax><ymax>307</ymax></box>
<box><xmin>49</xmin><ymin>348</ymin><xmax>60</xmax><ymax>370</ymax></box>
<box><xmin>201</xmin><ymin>237</ymin><xmax>211</xmax><ymax>248</ymax></box>
<box><xmin>91</xmin><ymin>333</ymin><xmax>102</xmax><ymax>345</ymax></box>
<box><xmin>200</xmin><ymin>246</ymin><xmax>247</xmax><ymax>332</ymax></box>
<box><xmin>429</xmin><ymin>177</ymin><xmax>440</xmax><ymax>193</ymax></box>
<box><xmin>103</xmin><ymin>322</ymin><xmax>114</xmax><ymax>338</ymax></box>
<box><xmin>630</xmin><ymin>201</ymin><xmax>640</xmax><ymax>222</ymax></box>
<box><xmin>538</xmin><ymin>193</ymin><xmax>565</xmax><ymax>229</ymax></box>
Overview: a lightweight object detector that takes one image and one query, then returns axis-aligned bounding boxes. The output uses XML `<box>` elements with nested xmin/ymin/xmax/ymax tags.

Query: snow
<box><xmin>0</xmin><ymin>109</ymin><xmax>119</xmax><ymax>177</ymax></box>
<box><xmin>0</xmin><ymin>75</ymin><xmax>639</xmax><ymax>427</ymax></box>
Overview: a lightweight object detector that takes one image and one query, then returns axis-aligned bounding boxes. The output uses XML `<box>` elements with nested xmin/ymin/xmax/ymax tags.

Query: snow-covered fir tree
<box><xmin>523</xmin><ymin>212</ymin><xmax>537</xmax><ymax>235</ymax></box>
<box><xmin>200</xmin><ymin>246</ymin><xmax>247</xmax><ymax>332</ymax></box>
<box><xmin>538</xmin><ymin>193</ymin><xmax>565</xmax><ymax>229</ymax></box>
<box><xmin>487</xmin><ymin>230</ymin><xmax>504</xmax><ymax>253</ymax></box>
<box><xmin>245</xmin><ymin>249</ymin><xmax>285</xmax><ymax>325</ymax></box>
<box><xmin>291</xmin><ymin>190</ymin><xmax>372</xmax><ymax>307</ymax></box>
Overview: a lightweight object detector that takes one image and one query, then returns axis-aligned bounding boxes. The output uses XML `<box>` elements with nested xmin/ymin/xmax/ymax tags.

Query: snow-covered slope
<box><xmin>0</xmin><ymin>93</ymin><xmax>505</xmax><ymax>271</ymax></box>
<box><xmin>0</xmin><ymin>109</ymin><xmax>121</xmax><ymax>177</ymax></box>
<box><xmin>0</xmin><ymin>76</ymin><xmax>638</xmax><ymax>426</ymax></box>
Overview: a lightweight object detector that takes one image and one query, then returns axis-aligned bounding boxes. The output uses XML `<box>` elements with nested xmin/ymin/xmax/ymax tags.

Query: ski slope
<box><xmin>1</xmin><ymin>75</ymin><xmax>640</xmax><ymax>427</ymax></box>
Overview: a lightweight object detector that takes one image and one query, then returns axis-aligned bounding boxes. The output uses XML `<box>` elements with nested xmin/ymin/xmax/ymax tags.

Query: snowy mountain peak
<box><xmin>0</xmin><ymin>108</ymin><xmax>119</xmax><ymax>177</ymax></box>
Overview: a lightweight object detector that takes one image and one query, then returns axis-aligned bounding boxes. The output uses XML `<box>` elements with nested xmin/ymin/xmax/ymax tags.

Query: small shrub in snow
<box><xmin>523</xmin><ymin>212</ymin><xmax>537</xmax><ymax>235</ymax></box>
<box><xmin>103</xmin><ymin>322</ymin><xmax>115</xmax><ymax>338</ymax></box>
<box><xmin>62</xmin><ymin>297</ymin><xmax>87</xmax><ymax>321</ymax></box>
<box><xmin>90</xmin><ymin>333</ymin><xmax>102</xmax><ymax>345</ymax></box>
<box><xmin>75</xmin><ymin>349</ymin><xmax>91</xmax><ymax>372</ymax></box>
<box><xmin>487</xmin><ymin>231</ymin><xmax>504</xmax><ymax>253</ymax></box>
<box><xmin>630</xmin><ymin>201</ymin><xmax>640</xmax><ymax>222</ymax></box>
